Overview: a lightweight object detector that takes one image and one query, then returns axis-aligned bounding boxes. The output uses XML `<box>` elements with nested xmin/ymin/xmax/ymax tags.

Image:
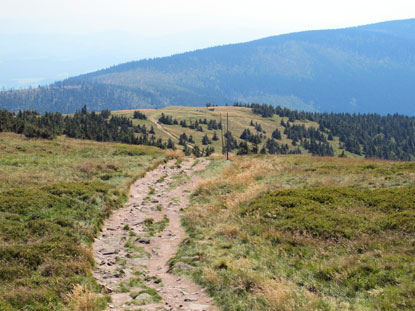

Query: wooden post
<box><xmin>226</xmin><ymin>112</ymin><xmax>229</xmax><ymax>161</ymax></box>
<box><xmin>220</xmin><ymin>113</ymin><xmax>224</xmax><ymax>155</ymax></box>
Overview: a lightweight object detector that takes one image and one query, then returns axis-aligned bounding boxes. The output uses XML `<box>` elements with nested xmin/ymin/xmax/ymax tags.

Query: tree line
<box><xmin>0</xmin><ymin>83</ymin><xmax>159</xmax><ymax>114</ymax></box>
<box><xmin>0</xmin><ymin>106</ymin><xmax>175</xmax><ymax>150</ymax></box>
<box><xmin>245</xmin><ymin>103</ymin><xmax>415</xmax><ymax>161</ymax></box>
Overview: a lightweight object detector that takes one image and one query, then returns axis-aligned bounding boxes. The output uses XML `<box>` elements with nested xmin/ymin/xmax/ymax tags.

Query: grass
<box><xmin>0</xmin><ymin>133</ymin><xmax>166</xmax><ymax>311</ymax></box>
<box><xmin>195</xmin><ymin>156</ymin><xmax>232</xmax><ymax>179</ymax></box>
<box><xmin>2</xmin><ymin>119</ymin><xmax>414</xmax><ymax>311</ymax></box>
<box><xmin>113</xmin><ymin>106</ymin><xmax>332</xmax><ymax>156</ymax></box>
<box><xmin>124</xmin><ymin>238</ymin><xmax>150</xmax><ymax>258</ymax></box>
<box><xmin>117</xmin><ymin>277</ymin><xmax>162</xmax><ymax>306</ymax></box>
<box><xmin>169</xmin><ymin>173</ymin><xmax>191</xmax><ymax>190</ymax></box>
<box><xmin>143</xmin><ymin>215</ymin><xmax>170</xmax><ymax>237</ymax></box>
<box><xmin>156</xmin><ymin>174</ymin><xmax>168</xmax><ymax>184</ymax></box>
<box><xmin>172</xmin><ymin>154</ymin><xmax>415</xmax><ymax>311</ymax></box>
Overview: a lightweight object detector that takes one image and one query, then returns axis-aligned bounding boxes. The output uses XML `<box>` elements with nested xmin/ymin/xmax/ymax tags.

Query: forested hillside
<box><xmin>1</xmin><ymin>19</ymin><xmax>415</xmax><ymax>114</ymax></box>
<box><xmin>0</xmin><ymin>84</ymin><xmax>159</xmax><ymax>114</ymax></box>
<box><xmin>2</xmin><ymin>104</ymin><xmax>415</xmax><ymax>161</ymax></box>
<box><xmin>0</xmin><ymin>106</ymin><xmax>177</xmax><ymax>150</ymax></box>
<box><xmin>249</xmin><ymin>103</ymin><xmax>415</xmax><ymax>160</ymax></box>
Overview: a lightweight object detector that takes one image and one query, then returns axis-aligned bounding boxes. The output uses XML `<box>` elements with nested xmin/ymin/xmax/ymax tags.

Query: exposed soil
<box><xmin>150</xmin><ymin>117</ymin><xmax>179</xmax><ymax>142</ymax></box>
<box><xmin>93</xmin><ymin>158</ymin><xmax>217</xmax><ymax>311</ymax></box>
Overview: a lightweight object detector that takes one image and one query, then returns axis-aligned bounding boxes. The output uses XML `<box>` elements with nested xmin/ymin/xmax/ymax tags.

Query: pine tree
<box><xmin>240</xmin><ymin>128</ymin><xmax>252</xmax><ymax>141</ymax></box>
<box><xmin>101</xmin><ymin>109</ymin><xmax>111</xmax><ymax>119</ymax></box>
<box><xmin>133</xmin><ymin>110</ymin><xmax>147</xmax><ymax>120</ymax></box>
<box><xmin>192</xmin><ymin>145</ymin><xmax>201</xmax><ymax>157</ymax></box>
<box><xmin>167</xmin><ymin>138</ymin><xmax>176</xmax><ymax>150</ymax></box>
<box><xmin>183</xmin><ymin>143</ymin><xmax>191</xmax><ymax>156</ymax></box>
<box><xmin>202</xmin><ymin>133</ymin><xmax>211</xmax><ymax>145</ymax></box>
<box><xmin>237</xmin><ymin>141</ymin><xmax>249</xmax><ymax>155</ymax></box>
<box><xmin>272</xmin><ymin>129</ymin><xmax>282</xmax><ymax>140</ymax></box>
<box><xmin>255</xmin><ymin>122</ymin><xmax>263</xmax><ymax>133</ymax></box>
<box><xmin>205</xmin><ymin>146</ymin><xmax>215</xmax><ymax>156</ymax></box>
<box><xmin>179</xmin><ymin>133</ymin><xmax>188</xmax><ymax>146</ymax></box>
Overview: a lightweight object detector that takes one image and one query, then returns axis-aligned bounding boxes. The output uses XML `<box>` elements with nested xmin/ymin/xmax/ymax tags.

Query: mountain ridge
<box><xmin>2</xmin><ymin>18</ymin><xmax>415</xmax><ymax>114</ymax></box>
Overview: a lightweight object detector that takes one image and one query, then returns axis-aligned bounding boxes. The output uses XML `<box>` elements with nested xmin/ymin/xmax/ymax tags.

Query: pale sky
<box><xmin>1</xmin><ymin>0</ymin><xmax>415</xmax><ymax>89</ymax></box>
<box><xmin>2</xmin><ymin>0</ymin><xmax>415</xmax><ymax>41</ymax></box>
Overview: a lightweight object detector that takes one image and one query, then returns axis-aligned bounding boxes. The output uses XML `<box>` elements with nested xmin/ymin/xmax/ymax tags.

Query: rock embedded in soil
<box><xmin>174</xmin><ymin>262</ymin><xmax>194</xmax><ymax>270</ymax></box>
<box><xmin>138</xmin><ymin>237</ymin><xmax>151</xmax><ymax>244</ymax></box>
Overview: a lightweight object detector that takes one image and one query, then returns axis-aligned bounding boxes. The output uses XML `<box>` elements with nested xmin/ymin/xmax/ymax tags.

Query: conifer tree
<box><xmin>202</xmin><ymin>133</ymin><xmax>211</xmax><ymax>145</ymax></box>
<box><xmin>167</xmin><ymin>138</ymin><xmax>176</xmax><ymax>150</ymax></box>
<box><xmin>272</xmin><ymin>129</ymin><xmax>282</xmax><ymax>140</ymax></box>
<box><xmin>192</xmin><ymin>145</ymin><xmax>201</xmax><ymax>157</ymax></box>
<box><xmin>237</xmin><ymin>141</ymin><xmax>249</xmax><ymax>155</ymax></box>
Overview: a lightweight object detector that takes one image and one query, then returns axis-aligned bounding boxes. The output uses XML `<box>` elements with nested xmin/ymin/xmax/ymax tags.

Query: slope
<box><xmin>0</xmin><ymin>133</ymin><xmax>166</xmax><ymax>311</ymax></box>
<box><xmin>64</xmin><ymin>18</ymin><xmax>415</xmax><ymax>115</ymax></box>
<box><xmin>2</xmin><ymin>19</ymin><xmax>415</xmax><ymax>114</ymax></box>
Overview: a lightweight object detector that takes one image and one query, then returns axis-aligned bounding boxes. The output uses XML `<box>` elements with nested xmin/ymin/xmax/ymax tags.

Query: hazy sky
<box><xmin>1</xmin><ymin>0</ymin><xmax>415</xmax><ymax>89</ymax></box>
<box><xmin>2</xmin><ymin>0</ymin><xmax>415</xmax><ymax>42</ymax></box>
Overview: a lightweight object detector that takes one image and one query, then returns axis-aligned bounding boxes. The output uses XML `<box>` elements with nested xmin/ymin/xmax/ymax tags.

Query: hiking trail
<box><xmin>93</xmin><ymin>158</ymin><xmax>217</xmax><ymax>311</ymax></box>
<box><xmin>150</xmin><ymin>117</ymin><xmax>179</xmax><ymax>142</ymax></box>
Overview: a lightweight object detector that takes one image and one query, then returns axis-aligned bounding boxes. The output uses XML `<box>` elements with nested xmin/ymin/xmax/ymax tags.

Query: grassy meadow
<box><xmin>112</xmin><ymin>106</ymin><xmax>351</xmax><ymax>157</ymax></box>
<box><xmin>1</xmin><ymin>105</ymin><xmax>415</xmax><ymax>311</ymax></box>
<box><xmin>172</xmin><ymin>154</ymin><xmax>415</xmax><ymax>311</ymax></box>
<box><xmin>0</xmin><ymin>133</ymin><xmax>167</xmax><ymax>311</ymax></box>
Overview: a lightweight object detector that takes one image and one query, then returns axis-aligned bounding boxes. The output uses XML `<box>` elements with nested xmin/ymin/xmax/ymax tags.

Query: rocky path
<box><xmin>93</xmin><ymin>158</ymin><xmax>217</xmax><ymax>311</ymax></box>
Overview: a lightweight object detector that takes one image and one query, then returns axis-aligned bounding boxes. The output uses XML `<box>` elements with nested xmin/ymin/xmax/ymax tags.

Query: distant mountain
<box><xmin>0</xmin><ymin>30</ymin><xmax>242</xmax><ymax>90</ymax></box>
<box><xmin>2</xmin><ymin>19</ymin><xmax>415</xmax><ymax>114</ymax></box>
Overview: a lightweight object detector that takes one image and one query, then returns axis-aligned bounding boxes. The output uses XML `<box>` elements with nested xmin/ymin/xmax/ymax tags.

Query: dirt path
<box><xmin>93</xmin><ymin>158</ymin><xmax>217</xmax><ymax>311</ymax></box>
<box><xmin>150</xmin><ymin>117</ymin><xmax>179</xmax><ymax>142</ymax></box>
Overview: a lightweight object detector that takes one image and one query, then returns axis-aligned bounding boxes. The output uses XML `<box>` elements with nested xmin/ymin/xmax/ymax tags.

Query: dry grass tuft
<box><xmin>257</xmin><ymin>280</ymin><xmax>293</xmax><ymax>310</ymax></box>
<box><xmin>210</xmin><ymin>152</ymin><xmax>225</xmax><ymax>159</ymax></box>
<box><xmin>202</xmin><ymin>267</ymin><xmax>221</xmax><ymax>287</ymax></box>
<box><xmin>166</xmin><ymin>149</ymin><xmax>185</xmax><ymax>159</ymax></box>
<box><xmin>215</xmin><ymin>224</ymin><xmax>242</xmax><ymax>238</ymax></box>
<box><xmin>254</xmin><ymin>278</ymin><xmax>325</xmax><ymax>311</ymax></box>
<box><xmin>66</xmin><ymin>284</ymin><xmax>99</xmax><ymax>311</ymax></box>
<box><xmin>195</xmin><ymin>177</ymin><xmax>218</xmax><ymax>193</ymax></box>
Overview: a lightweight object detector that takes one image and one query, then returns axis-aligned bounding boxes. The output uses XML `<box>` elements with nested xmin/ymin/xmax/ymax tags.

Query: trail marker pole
<box><xmin>220</xmin><ymin>113</ymin><xmax>224</xmax><ymax>155</ymax></box>
<box><xmin>226</xmin><ymin>112</ymin><xmax>229</xmax><ymax>161</ymax></box>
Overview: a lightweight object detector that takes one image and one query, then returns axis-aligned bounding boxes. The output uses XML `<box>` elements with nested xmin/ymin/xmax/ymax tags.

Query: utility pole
<box><xmin>220</xmin><ymin>113</ymin><xmax>224</xmax><ymax>155</ymax></box>
<box><xmin>226</xmin><ymin>112</ymin><xmax>229</xmax><ymax>160</ymax></box>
